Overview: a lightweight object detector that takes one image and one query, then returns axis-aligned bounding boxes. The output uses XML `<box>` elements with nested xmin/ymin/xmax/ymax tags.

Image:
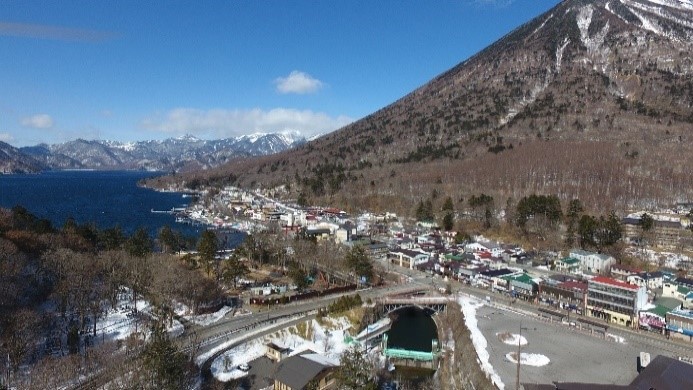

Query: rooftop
<box><xmin>273</xmin><ymin>354</ymin><xmax>335</xmax><ymax>390</ymax></box>
<box><xmin>653</xmin><ymin>296</ymin><xmax>683</xmax><ymax>310</ymax></box>
<box><xmin>590</xmin><ymin>276</ymin><xmax>640</xmax><ymax>291</ymax></box>
<box><xmin>480</xmin><ymin>269</ymin><xmax>515</xmax><ymax>278</ymax></box>
<box><xmin>570</xmin><ymin>249</ymin><xmax>613</xmax><ymax>261</ymax></box>
<box><xmin>266</xmin><ymin>342</ymin><xmax>291</xmax><ymax>353</ymax></box>
<box><xmin>667</xmin><ymin>309</ymin><xmax>693</xmax><ymax>320</ymax></box>
<box><xmin>559</xmin><ymin>257</ymin><xmax>580</xmax><ymax>265</ymax></box>
<box><xmin>641</xmin><ymin>304</ymin><xmax>672</xmax><ymax>318</ymax></box>
<box><xmin>558</xmin><ymin>280</ymin><xmax>588</xmax><ymax>292</ymax></box>
<box><xmin>676</xmin><ymin>277</ymin><xmax>693</xmax><ymax>287</ymax></box>
<box><xmin>629</xmin><ymin>354</ymin><xmax>693</xmax><ymax>390</ymax></box>
<box><xmin>502</xmin><ymin>273</ymin><xmax>535</xmax><ymax>285</ymax></box>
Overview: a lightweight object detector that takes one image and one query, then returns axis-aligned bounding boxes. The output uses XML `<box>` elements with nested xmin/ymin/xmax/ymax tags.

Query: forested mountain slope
<box><xmin>152</xmin><ymin>0</ymin><xmax>693</xmax><ymax>214</ymax></box>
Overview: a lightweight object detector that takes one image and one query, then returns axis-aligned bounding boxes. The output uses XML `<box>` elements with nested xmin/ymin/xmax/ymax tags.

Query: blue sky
<box><xmin>0</xmin><ymin>0</ymin><xmax>560</xmax><ymax>147</ymax></box>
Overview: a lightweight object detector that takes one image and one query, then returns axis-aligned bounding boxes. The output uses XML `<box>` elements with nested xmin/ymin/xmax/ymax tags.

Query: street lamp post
<box><xmin>516</xmin><ymin>322</ymin><xmax>536</xmax><ymax>390</ymax></box>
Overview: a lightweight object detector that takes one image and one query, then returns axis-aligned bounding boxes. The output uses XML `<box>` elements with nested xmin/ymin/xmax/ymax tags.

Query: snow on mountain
<box><xmin>19</xmin><ymin>132</ymin><xmax>307</xmax><ymax>172</ymax></box>
<box><xmin>643</xmin><ymin>0</ymin><xmax>693</xmax><ymax>11</ymax></box>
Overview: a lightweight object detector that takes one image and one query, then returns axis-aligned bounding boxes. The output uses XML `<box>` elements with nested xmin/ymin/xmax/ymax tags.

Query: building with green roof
<box><xmin>555</xmin><ymin>257</ymin><xmax>580</xmax><ymax>273</ymax></box>
<box><xmin>503</xmin><ymin>272</ymin><xmax>538</xmax><ymax>299</ymax></box>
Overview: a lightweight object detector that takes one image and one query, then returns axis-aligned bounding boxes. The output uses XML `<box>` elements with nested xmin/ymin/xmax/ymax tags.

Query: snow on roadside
<box><xmin>459</xmin><ymin>295</ymin><xmax>505</xmax><ymax>390</ymax></box>
<box><xmin>195</xmin><ymin>315</ymin><xmax>301</xmax><ymax>366</ymax></box>
<box><xmin>210</xmin><ymin>316</ymin><xmax>354</xmax><ymax>382</ymax></box>
<box><xmin>505</xmin><ymin>352</ymin><xmax>550</xmax><ymax>367</ymax></box>
<box><xmin>187</xmin><ymin>306</ymin><xmax>235</xmax><ymax>326</ymax></box>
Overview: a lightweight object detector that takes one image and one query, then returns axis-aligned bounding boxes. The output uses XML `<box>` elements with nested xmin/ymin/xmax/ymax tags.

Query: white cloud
<box><xmin>0</xmin><ymin>132</ymin><xmax>14</xmax><ymax>143</ymax></box>
<box><xmin>274</xmin><ymin>71</ymin><xmax>324</xmax><ymax>94</ymax></box>
<box><xmin>140</xmin><ymin>107</ymin><xmax>353</xmax><ymax>138</ymax></box>
<box><xmin>20</xmin><ymin>114</ymin><xmax>54</xmax><ymax>129</ymax></box>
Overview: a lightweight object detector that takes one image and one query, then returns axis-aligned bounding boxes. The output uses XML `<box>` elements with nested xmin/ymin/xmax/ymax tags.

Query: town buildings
<box><xmin>538</xmin><ymin>279</ymin><xmax>587</xmax><ymax>314</ymax></box>
<box><xmin>569</xmin><ymin>249</ymin><xmax>616</xmax><ymax>274</ymax></box>
<box><xmin>586</xmin><ymin>276</ymin><xmax>647</xmax><ymax>328</ymax></box>
<box><xmin>666</xmin><ymin>309</ymin><xmax>693</xmax><ymax>342</ymax></box>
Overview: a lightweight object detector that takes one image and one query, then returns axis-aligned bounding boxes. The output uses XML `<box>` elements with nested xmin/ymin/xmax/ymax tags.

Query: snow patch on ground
<box><xmin>555</xmin><ymin>37</ymin><xmax>570</xmax><ymax>73</ymax></box>
<box><xmin>459</xmin><ymin>295</ymin><xmax>505</xmax><ymax>390</ymax></box>
<box><xmin>505</xmin><ymin>352</ymin><xmax>551</xmax><ymax>367</ymax></box>
<box><xmin>210</xmin><ymin>317</ymin><xmax>354</xmax><ymax>382</ymax></box>
<box><xmin>644</xmin><ymin>0</ymin><xmax>693</xmax><ymax>10</ymax></box>
<box><xmin>629</xmin><ymin>0</ymin><xmax>693</xmax><ymax>23</ymax></box>
<box><xmin>576</xmin><ymin>4</ymin><xmax>611</xmax><ymax>72</ymax></box>
<box><xmin>620</xmin><ymin>0</ymin><xmax>693</xmax><ymax>42</ymax></box>
<box><xmin>532</xmin><ymin>13</ymin><xmax>554</xmax><ymax>36</ymax></box>
<box><xmin>95</xmin><ymin>289</ymin><xmax>183</xmax><ymax>341</ymax></box>
<box><xmin>499</xmin><ymin>79</ymin><xmax>550</xmax><ymax>126</ymax></box>
<box><xmin>605</xmin><ymin>1</ymin><xmax>632</xmax><ymax>24</ymax></box>
<box><xmin>212</xmin><ymin>337</ymin><xmax>269</xmax><ymax>381</ymax></box>
<box><xmin>196</xmin><ymin>315</ymin><xmax>302</xmax><ymax>365</ymax></box>
<box><xmin>577</xmin><ymin>4</ymin><xmax>594</xmax><ymax>39</ymax></box>
<box><xmin>633</xmin><ymin>11</ymin><xmax>667</xmax><ymax>36</ymax></box>
<box><xmin>606</xmin><ymin>333</ymin><xmax>627</xmax><ymax>344</ymax></box>
<box><xmin>189</xmin><ymin>306</ymin><xmax>235</xmax><ymax>326</ymax></box>
<box><xmin>497</xmin><ymin>333</ymin><xmax>528</xmax><ymax>346</ymax></box>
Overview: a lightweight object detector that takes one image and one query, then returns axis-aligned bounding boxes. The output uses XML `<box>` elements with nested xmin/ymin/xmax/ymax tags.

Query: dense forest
<box><xmin>0</xmin><ymin>205</ymin><xmax>386</xmax><ymax>389</ymax></box>
<box><xmin>146</xmin><ymin>0</ymin><xmax>693</xmax><ymax>215</ymax></box>
<box><xmin>0</xmin><ymin>206</ymin><xmax>223</xmax><ymax>389</ymax></box>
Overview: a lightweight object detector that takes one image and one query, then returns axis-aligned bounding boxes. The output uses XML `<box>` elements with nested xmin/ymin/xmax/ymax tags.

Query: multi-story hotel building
<box><xmin>586</xmin><ymin>276</ymin><xmax>647</xmax><ymax>328</ymax></box>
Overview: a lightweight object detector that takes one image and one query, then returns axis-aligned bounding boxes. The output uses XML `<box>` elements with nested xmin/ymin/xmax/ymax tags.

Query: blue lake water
<box><xmin>0</xmin><ymin>170</ymin><xmax>209</xmax><ymax>239</ymax></box>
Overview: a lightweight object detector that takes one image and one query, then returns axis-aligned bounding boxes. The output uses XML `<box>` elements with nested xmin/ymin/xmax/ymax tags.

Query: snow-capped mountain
<box><xmin>18</xmin><ymin>132</ymin><xmax>306</xmax><ymax>172</ymax></box>
<box><xmin>179</xmin><ymin>0</ymin><xmax>693</xmax><ymax>211</ymax></box>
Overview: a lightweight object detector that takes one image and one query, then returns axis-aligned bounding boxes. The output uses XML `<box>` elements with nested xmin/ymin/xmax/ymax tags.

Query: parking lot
<box><xmin>474</xmin><ymin>304</ymin><xmax>677</xmax><ymax>387</ymax></box>
<box><xmin>227</xmin><ymin>356</ymin><xmax>276</xmax><ymax>390</ymax></box>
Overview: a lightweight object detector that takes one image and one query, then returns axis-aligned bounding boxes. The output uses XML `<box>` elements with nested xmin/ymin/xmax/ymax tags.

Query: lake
<box><xmin>0</xmin><ymin>170</ymin><xmax>206</xmax><ymax>239</ymax></box>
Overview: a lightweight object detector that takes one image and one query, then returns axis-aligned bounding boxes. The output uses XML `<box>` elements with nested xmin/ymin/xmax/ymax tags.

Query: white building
<box><xmin>569</xmin><ymin>249</ymin><xmax>616</xmax><ymax>274</ymax></box>
<box><xmin>626</xmin><ymin>271</ymin><xmax>664</xmax><ymax>290</ymax></box>
<box><xmin>465</xmin><ymin>241</ymin><xmax>504</xmax><ymax>258</ymax></box>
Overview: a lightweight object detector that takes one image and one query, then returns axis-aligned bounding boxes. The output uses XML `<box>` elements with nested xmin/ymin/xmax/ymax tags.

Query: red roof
<box><xmin>590</xmin><ymin>276</ymin><xmax>639</xmax><ymax>291</ymax></box>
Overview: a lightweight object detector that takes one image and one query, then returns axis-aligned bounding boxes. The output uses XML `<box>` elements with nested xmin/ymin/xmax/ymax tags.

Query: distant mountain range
<box><xmin>0</xmin><ymin>132</ymin><xmax>307</xmax><ymax>173</ymax></box>
<box><xmin>162</xmin><ymin>0</ymin><xmax>693</xmax><ymax>213</ymax></box>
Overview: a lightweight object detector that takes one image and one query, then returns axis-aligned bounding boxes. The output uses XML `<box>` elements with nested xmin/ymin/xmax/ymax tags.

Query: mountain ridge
<box><xmin>154</xmin><ymin>0</ymin><xmax>693</xmax><ymax>213</ymax></box>
<box><xmin>0</xmin><ymin>132</ymin><xmax>306</xmax><ymax>173</ymax></box>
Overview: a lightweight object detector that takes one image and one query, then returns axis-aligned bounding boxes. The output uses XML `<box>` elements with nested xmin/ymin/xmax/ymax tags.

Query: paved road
<box><xmin>70</xmin><ymin>282</ymin><xmax>430</xmax><ymax>390</ymax></box>
<box><xmin>181</xmin><ymin>282</ymin><xmax>432</xmax><ymax>359</ymax></box>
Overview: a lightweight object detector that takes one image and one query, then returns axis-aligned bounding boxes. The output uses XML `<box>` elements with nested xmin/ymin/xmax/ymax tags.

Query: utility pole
<box><xmin>516</xmin><ymin>323</ymin><xmax>522</xmax><ymax>390</ymax></box>
<box><xmin>516</xmin><ymin>322</ymin><xmax>535</xmax><ymax>390</ymax></box>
